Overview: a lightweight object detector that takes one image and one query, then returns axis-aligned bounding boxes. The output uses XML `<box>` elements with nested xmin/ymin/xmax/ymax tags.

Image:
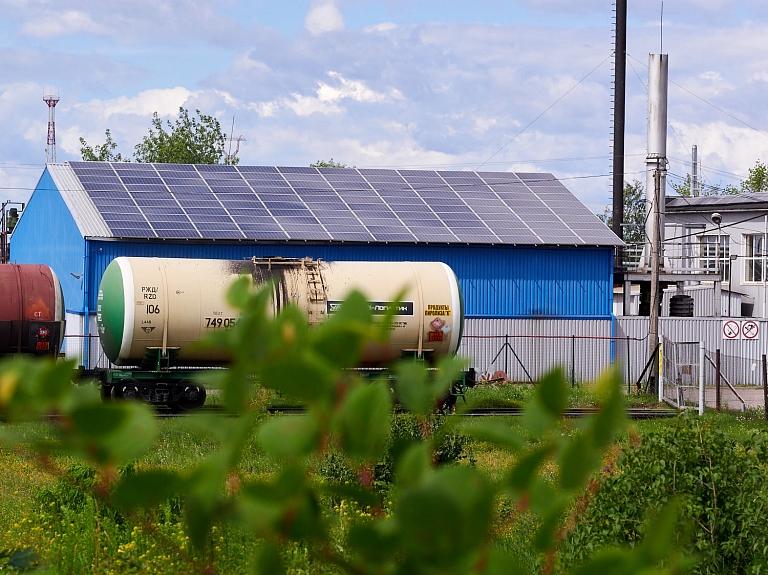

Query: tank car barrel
<box><xmin>97</xmin><ymin>257</ymin><xmax>464</xmax><ymax>367</ymax></box>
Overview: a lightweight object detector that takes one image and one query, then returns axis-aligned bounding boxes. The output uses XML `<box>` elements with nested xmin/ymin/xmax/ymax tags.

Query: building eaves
<box><xmin>47</xmin><ymin>164</ymin><xmax>112</xmax><ymax>238</ymax></box>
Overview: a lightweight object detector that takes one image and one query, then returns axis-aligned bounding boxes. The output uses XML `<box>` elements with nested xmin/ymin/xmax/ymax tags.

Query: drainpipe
<box><xmin>83</xmin><ymin>240</ymin><xmax>89</xmax><ymax>369</ymax></box>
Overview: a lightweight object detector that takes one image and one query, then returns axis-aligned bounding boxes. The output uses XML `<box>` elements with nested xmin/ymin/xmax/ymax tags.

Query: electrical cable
<box><xmin>477</xmin><ymin>53</ymin><xmax>613</xmax><ymax>169</ymax></box>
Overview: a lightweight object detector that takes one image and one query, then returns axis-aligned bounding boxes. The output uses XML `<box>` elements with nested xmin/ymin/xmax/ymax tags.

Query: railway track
<box><xmin>459</xmin><ymin>407</ymin><xmax>678</xmax><ymax>419</ymax></box>
<box><xmin>265</xmin><ymin>405</ymin><xmax>678</xmax><ymax>419</ymax></box>
<box><xmin>32</xmin><ymin>405</ymin><xmax>679</xmax><ymax>420</ymax></box>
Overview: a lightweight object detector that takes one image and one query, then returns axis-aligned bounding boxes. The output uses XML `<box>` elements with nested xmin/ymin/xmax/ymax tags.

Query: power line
<box><xmin>627</xmin><ymin>52</ymin><xmax>768</xmax><ymax>141</ymax></box>
<box><xmin>477</xmin><ymin>53</ymin><xmax>613</xmax><ymax>169</ymax></box>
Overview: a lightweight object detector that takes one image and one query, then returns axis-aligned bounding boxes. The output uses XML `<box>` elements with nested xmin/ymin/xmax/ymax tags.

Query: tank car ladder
<box><xmin>302</xmin><ymin>258</ymin><xmax>327</xmax><ymax>325</ymax></box>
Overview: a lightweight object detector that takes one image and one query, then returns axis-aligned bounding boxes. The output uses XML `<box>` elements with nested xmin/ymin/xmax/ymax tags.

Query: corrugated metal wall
<box><xmin>86</xmin><ymin>240</ymin><xmax>614</xmax><ymax>319</ymax></box>
<box><xmin>457</xmin><ymin>317</ymin><xmax>768</xmax><ymax>387</ymax></box>
<box><xmin>459</xmin><ymin>318</ymin><xmax>613</xmax><ymax>382</ymax></box>
<box><xmin>617</xmin><ymin>317</ymin><xmax>768</xmax><ymax>386</ymax></box>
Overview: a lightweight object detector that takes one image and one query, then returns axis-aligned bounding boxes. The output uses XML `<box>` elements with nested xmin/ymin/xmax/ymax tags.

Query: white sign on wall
<box><xmin>721</xmin><ymin>319</ymin><xmax>760</xmax><ymax>340</ymax></box>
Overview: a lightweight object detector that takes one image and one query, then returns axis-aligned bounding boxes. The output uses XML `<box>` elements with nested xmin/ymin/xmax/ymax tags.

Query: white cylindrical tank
<box><xmin>97</xmin><ymin>257</ymin><xmax>463</xmax><ymax>367</ymax></box>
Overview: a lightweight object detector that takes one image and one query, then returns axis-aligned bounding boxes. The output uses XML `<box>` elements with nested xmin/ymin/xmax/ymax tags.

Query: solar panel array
<box><xmin>67</xmin><ymin>162</ymin><xmax>619</xmax><ymax>245</ymax></box>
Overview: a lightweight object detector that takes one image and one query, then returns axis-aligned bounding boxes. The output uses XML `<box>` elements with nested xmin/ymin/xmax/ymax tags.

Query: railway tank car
<box><xmin>0</xmin><ymin>264</ymin><xmax>65</xmax><ymax>357</ymax></box>
<box><xmin>96</xmin><ymin>256</ymin><xmax>464</xmax><ymax>409</ymax></box>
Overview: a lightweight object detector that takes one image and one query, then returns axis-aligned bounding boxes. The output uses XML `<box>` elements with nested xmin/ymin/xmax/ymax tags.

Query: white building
<box><xmin>661</xmin><ymin>193</ymin><xmax>768</xmax><ymax>318</ymax></box>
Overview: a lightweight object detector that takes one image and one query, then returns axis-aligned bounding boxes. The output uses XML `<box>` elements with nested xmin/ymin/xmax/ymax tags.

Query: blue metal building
<box><xmin>11</xmin><ymin>162</ymin><xmax>620</xmax><ymax>364</ymax></box>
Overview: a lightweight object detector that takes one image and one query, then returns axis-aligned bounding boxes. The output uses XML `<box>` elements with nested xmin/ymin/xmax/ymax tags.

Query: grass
<box><xmin>3</xmin><ymin>386</ymin><xmax>768</xmax><ymax>574</ymax></box>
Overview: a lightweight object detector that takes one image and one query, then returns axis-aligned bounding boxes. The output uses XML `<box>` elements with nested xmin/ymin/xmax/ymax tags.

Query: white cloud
<box><xmin>252</xmin><ymin>72</ymin><xmax>402</xmax><ymax>117</ymax></box>
<box><xmin>305</xmin><ymin>1</ymin><xmax>344</xmax><ymax>36</ymax></box>
<box><xmin>21</xmin><ymin>10</ymin><xmax>106</xmax><ymax>38</ymax></box>
<box><xmin>75</xmin><ymin>87</ymin><xmax>196</xmax><ymax>122</ymax></box>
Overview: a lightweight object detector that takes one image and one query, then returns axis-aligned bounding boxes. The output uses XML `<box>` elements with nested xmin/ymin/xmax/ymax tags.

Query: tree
<box><xmin>134</xmin><ymin>107</ymin><xmax>235</xmax><ymax>165</ymax></box>
<box><xmin>79</xmin><ymin>129</ymin><xmax>127</xmax><ymax>162</ymax></box>
<box><xmin>599</xmin><ymin>180</ymin><xmax>646</xmax><ymax>245</ymax></box>
<box><xmin>310</xmin><ymin>158</ymin><xmax>352</xmax><ymax>168</ymax></box>
<box><xmin>740</xmin><ymin>160</ymin><xmax>768</xmax><ymax>193</ymax></box>
<box><xmin>671</xmin><ymin>160</ymin><xmax>768</xmax><ymax>196</ymax></box>
<box><xmin>79</xmin><ymin>107</ymin><xmax>236</xmax><ymax>165</ymax></box>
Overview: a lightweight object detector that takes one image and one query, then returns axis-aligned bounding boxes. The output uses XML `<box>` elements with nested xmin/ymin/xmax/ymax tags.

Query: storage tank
<box><xmin>97</xmin><ymin>257</ymin><xmax>463</xmax><ymax>367</ymax></box>
<box><xmin>0</xmin><ymin>264</ymin><xmax>65</xmax><ymax>356</ymax></box>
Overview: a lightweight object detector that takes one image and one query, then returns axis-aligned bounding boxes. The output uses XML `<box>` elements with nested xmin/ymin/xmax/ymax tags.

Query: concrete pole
<box><xmin>649</xmin><ymin>169</ymin><xmax>661</xmax><ymax>392</ymax></box>
<box><xmin>644</xmin><ymin>54</ymin><xmax>669</xmax><ymax>270</ymax></box>
<box><xmin>692</xmin><ymin>145</ymin><xmax>699</xmax><ymax>197</ymax></box>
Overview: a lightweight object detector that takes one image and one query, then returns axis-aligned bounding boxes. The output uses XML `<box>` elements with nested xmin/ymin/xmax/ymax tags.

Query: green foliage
<box><xmin>0</xmin><ymin>284</ymin><xmax>686</xmax><ymax>574</ymax></box>
<box><xmin>134</xmin><ymin>107</ymin><xmax>234</xmax><ymax>165</ymax></box>
<box><xmin>560</xmin><ymin>414</ymin><xmax>768</xmax><ymax>574</ymax></box>
<box><xmin>740</xmin><ymin>160</ymin><xmax>768</xmax><ymax>193</ymax></box>
<box><xmin>79</xmin><ymin>129</ymin><xmax>127</xmax><ymax>162</ymax></box>
<box><xmin>310</xmin><ymin>158</ymin><xmax>352</xmax><ymax>168</ymax></box>
<box><xmin>79</xmin><ymin>107</ymin><xmax>233</xmax><ymax>165</ymax></box>
<box><xmin>598</xmin><ymin>180</ymin><xmax>645</xmax><ymax>244</ymax></box>
<box><xmin>673</xmin><ymin>160</ymin><xmax>768</xmax><ymax>197</ymax></box>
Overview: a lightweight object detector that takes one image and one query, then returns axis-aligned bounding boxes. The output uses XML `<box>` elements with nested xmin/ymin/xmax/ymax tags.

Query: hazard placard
<box><xmin>722</xmin><ymin>320</ymin><xmax>740</xmax><ymax>339</ymax></box>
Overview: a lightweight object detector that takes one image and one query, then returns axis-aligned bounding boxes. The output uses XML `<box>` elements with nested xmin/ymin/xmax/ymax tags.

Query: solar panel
<box><xmin>66</xmin><ymin>162</ymin><xmax>620</xmax><ymax>245</ymax></box>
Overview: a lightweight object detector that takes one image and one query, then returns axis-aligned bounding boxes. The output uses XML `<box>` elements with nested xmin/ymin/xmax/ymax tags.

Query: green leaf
<box><xmin>68</xmin><ymin>402</ymin><xmax>157</xmax><ymax>465</ymax></box>
<box><xmin>339</xmin><ymin>382</ymin><xmax>392</xmax><ymax>461</ymax></box>
<box><xmin>395</xmin><ymin>356</ymin><xmax>466</xmax><ymax>415</ymax></box>
<box><xmin>347</xmin><ymin>521</ymin><xmax>399</xmax><ymax>566</ymax></box>
<box><xmin>462</xmin><ymin>420</ymin><xmax>524</xmax><ymax>451</ymax></box>
<box><xmin>257</xmin><ymin>415</ymin><xmax>320</xmax><ymax>459</ymax></box>
<box><xmin>505</xmin><ymin>445</ymin><xmax>553</xmax><ymax>493</ymax></box>
<box><xmin>558</xmin><ymin>432</ymin><xmax>600</xmax><ymax>492</ymax></box>
<box><xmin>395</xmin><ymin>442</ymin><xmax>431</xmax><ymax>488</ymax></box>
<box><xmin>634</xmin><ymin>500</ymin><xmax>681</xmax><ymax>565</ymax></box>
<box><xmin>112</xmin><ymin>470</ymin><xmax>183</xmax><ymax>508</ymax></box>
<box><xmin>482</xmin><ymin>548</ymin><xmax>527</xmax><ymax>575</ymax></box>
<box><xmin>252</xmin><ymin>541</ymin><xmax>285</xmax><ymax>575</ymax></box>
<box><xmin>536</xmin><ymin>368</ymin><xmax>567</xmax><ymax>418</ymax></box>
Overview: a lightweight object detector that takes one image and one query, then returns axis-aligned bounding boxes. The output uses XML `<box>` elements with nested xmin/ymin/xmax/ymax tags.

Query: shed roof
<box><xmin>46</xmin><ymin>162</ymin><xmax>621</xmax><ymax>247</ymax></box>
<box><xmin>667</xmin><ymin>192</ymin><xmax>768</xmax><ymax>212</ymax></box>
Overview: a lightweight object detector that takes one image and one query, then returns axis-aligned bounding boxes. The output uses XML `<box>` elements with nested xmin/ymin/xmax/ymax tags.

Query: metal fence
<box><xmin>460</xmin><ymin>333</ymin><xmax>643</xmax><ymax>386</ymax></box>
<box><xmin>62</xmin><ymin>334</ymin><xmax>112</xmax><ymax>370</ymax></box>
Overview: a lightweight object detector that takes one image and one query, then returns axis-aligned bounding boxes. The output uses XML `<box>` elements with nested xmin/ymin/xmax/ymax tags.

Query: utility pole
<box><xmin>612</xmin><ymin>0</ymin><xmax>628</xmax><ymax>246</ymax></box>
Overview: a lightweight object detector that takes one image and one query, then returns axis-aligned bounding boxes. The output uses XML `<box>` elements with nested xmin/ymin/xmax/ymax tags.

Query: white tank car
<box><xmin>97</xmin><ymin>257</ymin><xmax>464</xmax><ymax>367</ymax></box>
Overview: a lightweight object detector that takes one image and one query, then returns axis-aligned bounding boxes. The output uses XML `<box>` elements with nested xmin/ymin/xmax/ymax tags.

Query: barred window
<box><xmin>700</xmin><ymin>235</ymin><xmax>730</xmax><ymax>281</ymax></box>
<box><xmin>745</xmin><ymin>234</ymin><xmax>765</xmax><ymax>282</ymax></box>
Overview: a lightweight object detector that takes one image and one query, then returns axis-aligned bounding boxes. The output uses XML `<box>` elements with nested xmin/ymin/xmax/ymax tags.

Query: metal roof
<box><xmin>667</xmin><ymin>192</ymin><xmax>768</xmax><ymax>211</ymax></box>
<box><xmin>50</xmin><ymin>162</ymin><xmax>620</xmax><ymax>246</ymax></box>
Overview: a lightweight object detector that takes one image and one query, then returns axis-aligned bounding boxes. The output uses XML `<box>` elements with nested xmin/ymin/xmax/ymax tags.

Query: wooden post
<box><xmin>762</xmin><ymin>354</ymin><xmax>767</xmax><ymax>421</ymax></box>
<box><xmin>716</xmin><ymin>349</ymin><xmax>721</xmax><ymax>411</ymax></box>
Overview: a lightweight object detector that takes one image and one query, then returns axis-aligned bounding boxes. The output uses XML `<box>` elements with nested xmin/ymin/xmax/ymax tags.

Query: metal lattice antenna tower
<box><xmin>43</xmin><ymin>91</ymin><xmax>60</xmax><ymax>164</ymax></box>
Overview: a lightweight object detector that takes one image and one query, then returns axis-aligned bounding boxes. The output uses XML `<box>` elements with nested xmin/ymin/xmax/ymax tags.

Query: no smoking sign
<box><xmin>722</xmin><ymin>319</ymin><xmax>760</xmax><ymax>340</ymax></box>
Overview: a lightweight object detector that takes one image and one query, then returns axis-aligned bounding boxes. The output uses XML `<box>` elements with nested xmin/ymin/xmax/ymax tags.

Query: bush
<box><xmin>560</xmin><ymin>414</ymin><xmax>768</xmax><ymax>574</ymax></box>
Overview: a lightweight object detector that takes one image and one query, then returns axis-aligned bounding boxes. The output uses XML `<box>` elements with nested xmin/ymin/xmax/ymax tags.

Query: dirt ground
<box><xmin>704</xmin><ymin>385</ymin><xmax>767</xmax><ymax>410</ymax></box>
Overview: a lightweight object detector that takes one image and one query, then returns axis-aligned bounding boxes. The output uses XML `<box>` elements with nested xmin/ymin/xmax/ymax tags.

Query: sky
<box><xmin>2</xmin><ymin>0</ymin><xmax>768</xmax><ymax>214</ymax></box>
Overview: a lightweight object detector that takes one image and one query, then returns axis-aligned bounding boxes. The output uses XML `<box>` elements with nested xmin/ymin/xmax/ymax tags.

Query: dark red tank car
<box><xmin>0</xmin><ymin>264</ymin><xmax>65</xmax><ymax>356</ymax></box>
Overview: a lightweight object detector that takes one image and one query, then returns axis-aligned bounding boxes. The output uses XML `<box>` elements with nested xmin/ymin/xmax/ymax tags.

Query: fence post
<box><xmin>716</xmin><ymin>349</ymin><xmax>721</xmax><ymax>412</ymax></box>
<box><xmin>567</xmin><ymin>335</ymin><xmax>573</xmax><ymax>387</ymax></box>
<box><xmin>504</xmin><ymin>334</ymin><xmax>509</xmax><ymax>376</ymax></box>
<box><xmin>699</xmin><ymin>341</ymin><xmax>705</xmax><ymax>416</ymax></box>
<box><xmin>762</xmin><ymin>354</ymin><xmax>767</xmax><ymax>422</ymax></box>
<box><xmin>626</xmin><ymin>336</ymin><xmax>631</xmax><ymax>394</ymax></box>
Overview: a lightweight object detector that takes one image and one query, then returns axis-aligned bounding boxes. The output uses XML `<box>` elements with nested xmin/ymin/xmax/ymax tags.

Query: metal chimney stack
<box><xmin>643</xmin><ymin>54</ymin><xmax>668</xmax><ymax>270</ymax></box>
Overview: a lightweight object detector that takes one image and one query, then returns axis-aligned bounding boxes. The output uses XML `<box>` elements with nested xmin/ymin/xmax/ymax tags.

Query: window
<box><xmin>745</xmin><ymin>234</ymin><xmax>766</xmax><ymax>283</ymax></box>
<box><xmin>700</xmin><ymin>235</ymin><xmax>730</xmax><ymax>281</ymax></box>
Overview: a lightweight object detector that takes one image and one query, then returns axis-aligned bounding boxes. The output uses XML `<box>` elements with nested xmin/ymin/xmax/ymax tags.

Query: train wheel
<box><xmin>112</xmin><ymin>379</ymin><xmax>140</xmax><ymax>401</ymax></box>
<box><xmin>172</xmin><ymin>384</ymin><xmax>206</xmax><ymax>411</ymax></box>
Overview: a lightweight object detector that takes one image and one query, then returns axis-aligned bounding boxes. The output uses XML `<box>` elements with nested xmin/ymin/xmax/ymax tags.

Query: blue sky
<box><xmin>2</xmin><ymin>0</ymin><xmax>768</xmax><ymax>214</ymax></box>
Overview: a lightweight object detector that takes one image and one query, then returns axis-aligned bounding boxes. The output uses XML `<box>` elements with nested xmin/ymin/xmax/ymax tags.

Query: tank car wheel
<box><xmin>172</xmin><ymin>384</ymin><xmax>206</xmax><ymax>411</ymax></box>
<box><xmin>112</xmin><ymin>379</ymin><xmax>141</xmax><ymax>401</ymax></box>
